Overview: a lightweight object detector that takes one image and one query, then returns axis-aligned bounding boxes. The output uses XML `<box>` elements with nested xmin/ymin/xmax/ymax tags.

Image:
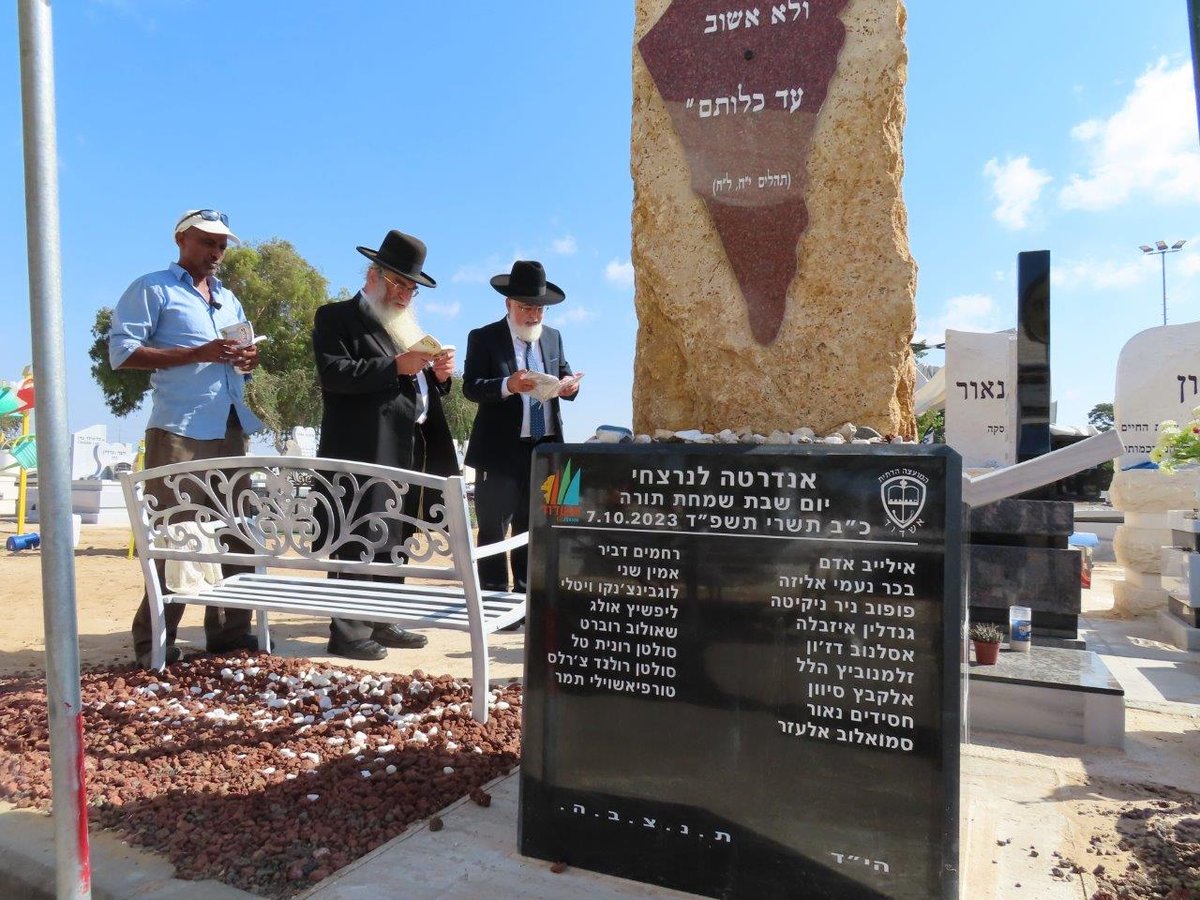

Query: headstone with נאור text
<box><xmin>519</xmin><ymin>442</ymin><xmax>962</xmax><ymax>899</ymax></box>
<box><xmin>943</xmin><ymin>329</ymin><xmax>1018</xmax><ymax>469</ymax></box>
<box><xmin>631</xmin><ymin>0</ymin><xmax>917</xmax><ymax>438</ymax></box>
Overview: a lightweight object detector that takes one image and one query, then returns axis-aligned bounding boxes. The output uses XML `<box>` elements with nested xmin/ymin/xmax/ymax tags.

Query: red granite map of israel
<box><xmin>638</xmin><ymin>0</ymin><xmax>849</xmax><ymax>344</ymax></box>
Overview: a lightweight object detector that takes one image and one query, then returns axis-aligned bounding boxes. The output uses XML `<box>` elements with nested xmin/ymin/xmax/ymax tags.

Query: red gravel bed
<box><xmin>0</xmin><ymin>654</ymin><xmax>521</xmax><ymax>897</ymax></box>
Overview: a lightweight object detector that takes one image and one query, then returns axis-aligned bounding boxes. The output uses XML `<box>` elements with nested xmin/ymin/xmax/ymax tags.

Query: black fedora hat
<box><xmin>356</xmin><ymin>230</ymin><xmax>437</xmax><ymax>288</ymax></box>
<box><xmin>490</xmin><ymin>260</ymin><xmax>565</xmax><ymax>305</ymax></box>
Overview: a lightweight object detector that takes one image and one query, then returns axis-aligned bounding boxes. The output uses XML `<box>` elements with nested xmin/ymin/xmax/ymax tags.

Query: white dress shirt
<box><xmin>499</xmin><ymin>323</ymin><xmax>554</xmax><ymax>439</ymax></box>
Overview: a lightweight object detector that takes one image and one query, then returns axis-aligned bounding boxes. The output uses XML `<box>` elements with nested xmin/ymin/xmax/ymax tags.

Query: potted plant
<box><xmin>969</xmin><ymin>622</ymin><xmax>1005</xmax><ymax>665</ymax></box>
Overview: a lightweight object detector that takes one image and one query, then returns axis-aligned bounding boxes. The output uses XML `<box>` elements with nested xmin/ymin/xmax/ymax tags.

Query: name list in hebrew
<box><xmin>521</xmin><ymin>445</ymin><xmax>961</xmax><ymax>900</ymax></box>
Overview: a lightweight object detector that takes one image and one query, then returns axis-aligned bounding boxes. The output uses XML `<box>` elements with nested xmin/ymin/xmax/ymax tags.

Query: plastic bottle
<box><xmin>1009</xmin><ymin>605</ymin><xmax>1032</xmax><ymax>652</ymax></box>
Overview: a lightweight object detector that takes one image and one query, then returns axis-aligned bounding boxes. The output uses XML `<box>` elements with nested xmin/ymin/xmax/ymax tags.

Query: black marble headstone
<box><xmin>520</xmin><ymin>444</ymin><xmax>962</xmax><ymax>900</ymax></box>
<box><xmin>1016</xmin><ymin>250</ymin><xmax>1051</xmax><ymax>466</ymax></box>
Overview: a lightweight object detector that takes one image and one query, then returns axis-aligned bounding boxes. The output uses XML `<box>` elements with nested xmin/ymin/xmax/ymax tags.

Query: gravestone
<box><xmin>520</xmin><ymin>443</ymin><xmax>961</xmax><ymax>899</ymax></box>
<box><xmin>70</xmin><ymin>424</ymin><xmax>136</xmax><ymax>480</ymax></box>
<box><xmin>1108</xmin><ymin>322</ymin><xmax>1200</xmax><ymax>614</ymax></box>
<box><xmin>631</xmin><ymin>0</ymin><xmax>916</xmax><ymax>437</ymax></box>
<box><xmin>1114</xmin><ymin>321</ymin><xmax>1200</xmax><ymax>469</ymax></box>
<box><xmin>943</xmin><ymin>329</ymin><xmax>1017</xmax><ymax>469</ymax></box>
<box><xmin>1016</xmin><ymin>250</ymin><xmax>1051</xmax><ymax>467</ymax></box>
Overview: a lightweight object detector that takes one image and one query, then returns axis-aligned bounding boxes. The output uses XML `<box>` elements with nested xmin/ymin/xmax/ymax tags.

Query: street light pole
<box><xmin>1139</xmin><ymin>240</ymin><xmax>1187</xmax><ymax>326</ymax></box>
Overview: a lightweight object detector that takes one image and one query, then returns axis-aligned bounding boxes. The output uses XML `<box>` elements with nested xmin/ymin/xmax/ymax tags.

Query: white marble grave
<box><xmin>944</xmin><ymin>329</ymin><xmax>1018</xmax><ymax>469</ymax></box>
<box><xmin>70</xmin><ymin>424</ymin><xmax>137</xmax><ymax>480</ymax></box>
<box><xmin>1114</xmin><ymin>321</ymin><xmax>1200</xmax><ymax>469</ymax></box>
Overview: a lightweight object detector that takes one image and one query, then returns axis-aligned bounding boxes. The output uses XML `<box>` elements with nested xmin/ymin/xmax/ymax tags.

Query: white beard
<box><xmin>508</xmin><ymin>313</ymin><xmax>543</xmax><ymax>344</ymax></box>
<box><xmin>361</xmin><ymin>288</ymin><xmax>422</xmax><ymax>351</ymax></box>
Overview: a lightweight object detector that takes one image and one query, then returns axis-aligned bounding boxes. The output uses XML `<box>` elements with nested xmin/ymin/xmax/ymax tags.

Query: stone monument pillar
<box><xmin>631</xmin><ymin>0</ymin><xmax>916</xmax><ymax>437</ymax></box>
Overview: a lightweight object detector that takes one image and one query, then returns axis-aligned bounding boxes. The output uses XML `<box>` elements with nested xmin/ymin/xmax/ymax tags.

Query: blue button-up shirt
<box><xmin>109</xmin><ymin>262</ymin><xmax>263</xmax><ymax>439</ymax></box>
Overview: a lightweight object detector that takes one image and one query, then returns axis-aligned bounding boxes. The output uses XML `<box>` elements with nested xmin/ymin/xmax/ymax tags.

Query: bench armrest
<box><xmin>474</xmin><ymin>531</ymin><xmax>529</xmax><ymax>560</ymax></box>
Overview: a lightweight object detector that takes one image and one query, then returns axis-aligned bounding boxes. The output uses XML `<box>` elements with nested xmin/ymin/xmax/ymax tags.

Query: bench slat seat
<box><xmin>120</xmin><ymin>455</ymin><xmax>525</xmax><ymax>722</ymax></box>
<box><xmin>180</xmin><ymin>574</ymin><xmax>526</xmax><ymax>631</ymax></box>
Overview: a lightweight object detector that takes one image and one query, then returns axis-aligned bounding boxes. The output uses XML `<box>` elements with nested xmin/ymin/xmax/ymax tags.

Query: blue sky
<box><xmin>1</xmin><ymin>1</ymin><xmax>1197</xmax><ymax>444</ymax></box>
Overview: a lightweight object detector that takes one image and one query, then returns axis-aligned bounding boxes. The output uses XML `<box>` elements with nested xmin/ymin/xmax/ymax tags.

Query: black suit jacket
<box><xmin>463</xmin><ymin>317</ymin><xmax>575</xmax><ymax>473</ymax></box>
<box><xmin>312</xmin><ymin>294</ymin><xmax>458</xmax><ymax>478</ymax></box>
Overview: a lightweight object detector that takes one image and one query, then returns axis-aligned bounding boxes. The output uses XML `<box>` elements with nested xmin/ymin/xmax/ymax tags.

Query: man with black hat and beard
<box><xmin>311</xmin><ymin>230</ymin><xmax>460</xmax><ymax>661</ymax></box>
<box><xmin>463</xmin><ymin>260</ymin><xmax>581</xmax><ymax>596</ymax></box>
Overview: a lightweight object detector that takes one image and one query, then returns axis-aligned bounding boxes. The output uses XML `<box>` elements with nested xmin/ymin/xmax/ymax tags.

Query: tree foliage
<box><xmin>1087</xmin><ymin>402</ymin><xmax>1114</xmax><ymax>431</ymax></box>
<box><xmin>219</xmin><ymin>240</ymin><xmax>329</xmax><ymax>449</ymax></box>
<box><xmin>87</xmin><ymin>306</ymin><xmax>152</xmax><ymax>417</ymax></box>
<box><xmin>915</xmin><ymin>408</ymin><xmax>945</xmax><ymax>443</ymax></box>
<box><xmin>442</xmin><ymin>376</ymin><xmax>474</xmax><ymax>444</ymax></box>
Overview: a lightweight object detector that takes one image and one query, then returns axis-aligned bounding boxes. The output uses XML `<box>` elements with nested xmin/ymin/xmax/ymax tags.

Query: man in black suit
<box><xmin>312</xmin><ymin>230</ymin><xmax>460</xmax><ymax>660</ymax></box>
<box><xmin>463</xmin><ymin>260</ymin><xmax>581</xmax><ymax>593</ymax></box>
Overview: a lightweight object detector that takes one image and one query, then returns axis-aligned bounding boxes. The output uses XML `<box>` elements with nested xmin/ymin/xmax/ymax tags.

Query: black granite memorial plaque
<box><xmin>520</xmin><ymin>444</ymin><xmax>962</xmax><ymax>899</ymax></box>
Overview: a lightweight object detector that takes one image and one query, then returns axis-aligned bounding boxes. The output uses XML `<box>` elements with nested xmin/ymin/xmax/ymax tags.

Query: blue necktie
<box><xmin>525</xmin><ymin>341</ymin><xmax>546</xmax><ymax>440</ymax></box>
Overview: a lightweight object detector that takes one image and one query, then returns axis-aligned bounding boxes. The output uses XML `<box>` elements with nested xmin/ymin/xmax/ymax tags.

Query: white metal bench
<box><xmin>119</xmin><ymin>456</ymin><xmax>526</xmax><ymax>722</ymax></box>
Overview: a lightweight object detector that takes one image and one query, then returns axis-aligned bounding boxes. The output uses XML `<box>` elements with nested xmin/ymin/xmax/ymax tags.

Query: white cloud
<box><xmin>451</xmin><ymin>253</ymin><xmax>515</xmax><ymax>284</ymax></box>
<box><xmin>1059</xmin><ymin>58</ymin><xmax>1200</xmax><ymax>211</ymax></box>
<box><xmin>916</xmin><ymin>293</ymin><xmax>1007</xmax><ymax>344</ymax></box>
<box><xmin>1052</xmin><ymin>257</ymin><xmax>1145</xmax><ymax>292</ymax></box>
<box><xmin>983</xmin><ymin>156</ymin><xmax>1051</xmax><ymax>230</ymax></box>
<box><xmin>548</xmin><ymin>305</ymin><xmax>596</xmax><ymax>326</ymax></box>
<box><xmin>604</xmin><ymin>259</ymin><xmax>635</xmax><ymax>287</ymax></box>
<box><xmin>1178</xmin><ymin>252</ymin><xmax>1200</xmax><ymax>278</ymax></box>
<box><xmin>420</xmin><ymin>300</ymin><xmax>461</xmax><ymax>319</ymax></box>
<box><xmin>551</xmin><ymin>235</ymin><xmax>578</xmax><ymax>255</ymax></box>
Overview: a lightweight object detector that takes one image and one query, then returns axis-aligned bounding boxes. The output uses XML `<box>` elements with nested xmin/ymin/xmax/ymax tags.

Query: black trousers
<box><xmin>474</xmin><ymin>439</ymin><xmax>550</xmax><ymax>592</ymax></box>
<box><xmin>329</xmin><ymin>427</ymin><xmax>428</xmax><ymax>646</ymax></box>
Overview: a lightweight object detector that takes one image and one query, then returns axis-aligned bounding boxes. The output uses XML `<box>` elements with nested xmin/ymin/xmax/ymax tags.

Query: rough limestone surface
<box><xmin>1113</xmin><ymin>525</ymin><xmax>1173</xmax><ymax>575</ymax></box>
<box><xmin>1108</xmin><ymin>468</ymin><xmax>1200</xmax><ymax>514</ymax></box>
<box><xmin>631</xmin><ymin>0</ymin><xmax>916</xmax><ymax>437</ymax></box>
<box><xmin>1113</xmin><ymin>580</ymin><xmax>1167</xmax><ymax>617</ymax></box>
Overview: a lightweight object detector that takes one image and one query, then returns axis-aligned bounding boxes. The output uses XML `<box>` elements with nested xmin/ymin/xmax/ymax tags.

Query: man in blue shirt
<box><xmin>109</xmin><ymin>209</ymin><xmax>264</xmax><ymax>667</ymax></box>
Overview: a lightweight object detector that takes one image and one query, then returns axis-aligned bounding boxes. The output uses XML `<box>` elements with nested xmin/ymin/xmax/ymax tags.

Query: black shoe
<box><xmin>371</xmin><ymin>625</ymin><xmax>428</xmax><ymax>649</ymax></box>
<box><xmin>328</xmin><ymin>638</ymin><xmax>388</xmax><ymax>661</ymax></box>
<box><xmin>500</xmin><ymin>617</ymin><xmax>525</xmax><ymax>632</ymax></box>
<box><xmin>135</xmin><ymin>645</ymin><xmax>182</xmax><ymax>668</ymax></box>
<box><xmin>207</xmin><ymin>634</ymin><xmax>260</xmax><ymax>654</ymax></box>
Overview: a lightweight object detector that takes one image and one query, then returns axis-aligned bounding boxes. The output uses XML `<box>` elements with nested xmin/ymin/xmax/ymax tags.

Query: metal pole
<box><xmin>16</xmin><ymin>2</ymin><xmax>92</xmax><ymax>898</ymax></box>
<box><xmin>1162</xmin><ymin>251</ymin><xmax>1169</xmax><ymax>326</ymax></box>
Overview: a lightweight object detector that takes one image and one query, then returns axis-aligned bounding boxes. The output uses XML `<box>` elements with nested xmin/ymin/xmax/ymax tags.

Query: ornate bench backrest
<box><xmin>120</xmin><ymin>456</ymin><xmax>470</xmax><ymax>582</ymax></box>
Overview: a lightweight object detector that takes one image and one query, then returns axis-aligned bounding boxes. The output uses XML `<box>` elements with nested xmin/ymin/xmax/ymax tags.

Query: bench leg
<box><xmin>149</xmin><ymin>601</ymin><xmax>167</xmax><ymax>670</ymax></box>
<box><xmin>470</xmin><ymin>634</ymin><xmax>491</xmax><ymax>724</ymax></box>
<box><xmin>255</xmin><ymin>609</ymin><xmax>272</xmax><ymax>655</ymax></box>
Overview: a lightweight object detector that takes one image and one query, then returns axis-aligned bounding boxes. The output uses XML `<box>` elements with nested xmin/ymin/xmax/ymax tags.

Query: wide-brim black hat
<box><xmin>357</xmin><ymin>230</ymin><xmax>436</xmax><ymax>288</ymax></box>
<box><xmin>490</xmin><ymin>260</ymin><xmax>565</xmax><ymax>305</ymax></box>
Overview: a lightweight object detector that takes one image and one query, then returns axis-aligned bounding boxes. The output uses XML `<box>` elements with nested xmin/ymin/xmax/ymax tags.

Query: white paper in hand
<box><xmin>526</xmin><ymin>371</ymin><xmax>582</xmax><ymax>403</ymax></box>
<box><xmin>220</xmin><ymin>322</ymin><xmax>254</xmax><ymax>347</ymax></box>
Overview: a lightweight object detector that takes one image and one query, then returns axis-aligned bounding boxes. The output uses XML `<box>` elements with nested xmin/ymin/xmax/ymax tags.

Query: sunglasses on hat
<box><xmin>175</xmin><ymin>209</ymin><xmax>229</xmax><ymax>230</ymax></box>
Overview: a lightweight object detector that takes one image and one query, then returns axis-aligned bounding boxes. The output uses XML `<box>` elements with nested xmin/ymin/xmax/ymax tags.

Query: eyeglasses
<box><xmin>513</xmin><ymin>302</ymin><xmax>542</xmax><ymax>314</ymax></box>
<box><xmin>175</xmin><ymin>209</ymin><xmax>229</xmax><ymax>229</ymax></box>
<box><xmin>380</xmin><ymin>271</ymin><xmax>419</xmax><ymax>296</ymax></box>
